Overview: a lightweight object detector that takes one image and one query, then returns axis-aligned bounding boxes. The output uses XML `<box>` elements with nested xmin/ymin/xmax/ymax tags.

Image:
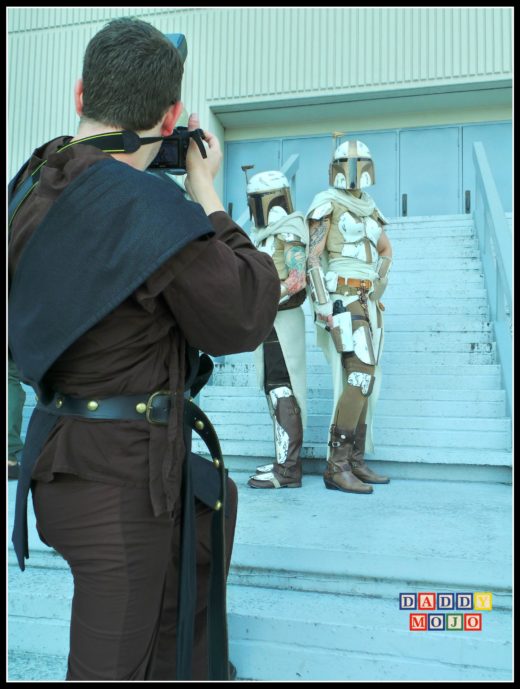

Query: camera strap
<box><xmin>8</xmin><ymin>129</ymin><xmax>207</xmax><ymax>230</ymax></box>
<box><xmin>8</xmin><ymin>133</ymin><xmax>132</xmax><ymax>230</ymax></box>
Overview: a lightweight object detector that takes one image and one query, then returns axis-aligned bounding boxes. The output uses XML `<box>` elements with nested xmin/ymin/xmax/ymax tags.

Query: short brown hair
<box><xmin>81</xmin><ymin>17</ymin><xmax>184</xmax><ymax>131</ymax></box>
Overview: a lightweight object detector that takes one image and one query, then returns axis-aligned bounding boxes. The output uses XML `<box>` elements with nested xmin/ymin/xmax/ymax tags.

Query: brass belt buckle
<box><xmin>146</xmin><ymin>390</ymin><xmax>171</xmax><ymax>425</ymax></box>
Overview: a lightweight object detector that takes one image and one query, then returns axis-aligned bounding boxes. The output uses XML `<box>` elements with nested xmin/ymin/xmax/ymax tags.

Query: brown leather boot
<box><xmin>248</xmin><ymin>394</ymin><xmax>303</xmax><ymax>489</ymax></box>
<box><xmin>323</xmin><ymin>425</ymin><xmax>373</xmax><ymax>494</ymax></box>
<box><xmin>350</xmin><ymin>423</ymin><xmax>390</xmax><ymax>484</ymax></box>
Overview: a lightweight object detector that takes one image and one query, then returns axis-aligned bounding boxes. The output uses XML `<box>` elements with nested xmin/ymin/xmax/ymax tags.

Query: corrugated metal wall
<box><xmin>204</xmin><ymin>7</ymin><xmax>512</xmax><ymax>102</ymax></box>
<box><xmin>8</xmin><ymin>7</ymin><xmax>512</xmax><ymax>177</ymax></box>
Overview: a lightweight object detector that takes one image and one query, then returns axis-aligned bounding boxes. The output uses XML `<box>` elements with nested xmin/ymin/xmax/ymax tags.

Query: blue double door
<box><xmin>224</xmin><ymin>121</ymin><xmax>511</xmax><ymax>221</ymax></box>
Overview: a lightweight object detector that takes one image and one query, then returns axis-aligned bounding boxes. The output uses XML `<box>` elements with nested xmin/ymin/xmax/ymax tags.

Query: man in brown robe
<box><xmin>8</xmin><ymin>17</ymin><xmax>279</xmax><ymax>681</ymax></box>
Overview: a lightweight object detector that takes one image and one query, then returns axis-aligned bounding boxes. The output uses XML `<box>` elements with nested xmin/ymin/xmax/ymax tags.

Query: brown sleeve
<box><xmin>138</xmin><ymin>211</ymin><xmax>280</xmax><ymax>356</ymax></box>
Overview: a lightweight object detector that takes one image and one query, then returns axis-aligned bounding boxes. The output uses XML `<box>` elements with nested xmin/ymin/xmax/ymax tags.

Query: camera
<box><xmin>147</xmin><ymin>32</ymin><xmax>207</xmax><ymax>174</ymax></box>
<box><xmin>148</xmin><ymin>126</ymin><xmax>207</xmax><ymax>174</ymax></box>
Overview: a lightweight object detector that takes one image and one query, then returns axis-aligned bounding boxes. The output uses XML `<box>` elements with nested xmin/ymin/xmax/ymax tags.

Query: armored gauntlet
<box><xmin>370</xmin><ymin>256</ymin><xmax>392</xmax><ymax>302</ymax></box>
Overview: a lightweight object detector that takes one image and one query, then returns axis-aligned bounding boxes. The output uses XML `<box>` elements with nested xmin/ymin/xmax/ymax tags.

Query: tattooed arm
<box><xmin>307</xmin><ymin>216</ymin><xmax>331</xmax><ymax>269</ymax></box>
<box><xmin>280</xmin><ymin>242</ymin><xmax>307</xmax><ymax>300</ymax></box>
<box><xmin>307</xmin><ymin>215</ymin><xmax>333</xmax><ymax>325</ymax></box>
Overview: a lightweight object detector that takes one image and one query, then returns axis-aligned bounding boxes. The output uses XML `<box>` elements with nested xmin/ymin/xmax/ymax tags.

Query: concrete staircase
<box><xmin>193</xmin><ymin>214</ymin><xmax>512</xmax><ymax>484</ymax></box>
<box><xmin>7</xmin><ymin>214</ymin><xmax>512</xmax><ymax>681</ymax></box>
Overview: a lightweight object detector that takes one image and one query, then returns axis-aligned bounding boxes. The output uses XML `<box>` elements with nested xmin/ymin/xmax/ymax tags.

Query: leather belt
<box><xmin>38</xmin><ymin>390</ymin><xmax>173</xmax><ymax>425</ymax></box>
<box><xmin>36</xmin><ymin>390</ymin><xmax>226</xmax><ymax>511</ymax></box>
<box><xmin>337</xmin><ymin>277</ymin><xmax>372</xmax><ymax>289</ymax></box>
<box><xmin>334</xmin><ymin>277</ymin><xmax>372</xmax><ymax>297</ymax></box>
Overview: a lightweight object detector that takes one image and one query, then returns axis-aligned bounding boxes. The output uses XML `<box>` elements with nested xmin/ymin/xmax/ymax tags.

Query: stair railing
<box><xmin>472</xmin><ymin>141</ymin><xmax>512</xmax><ymax>416</ymax></box>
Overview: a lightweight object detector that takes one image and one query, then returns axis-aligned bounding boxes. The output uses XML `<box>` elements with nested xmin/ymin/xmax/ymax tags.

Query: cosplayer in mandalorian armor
<box><xmin>306</xmin><ymin>139</ymin><xmax>393</xmax><ymax>494</ymax></box>
<box><xmin>243</xmin><ymin>169</ymin><xmax>309</xmax><ymax>489</ymax></box>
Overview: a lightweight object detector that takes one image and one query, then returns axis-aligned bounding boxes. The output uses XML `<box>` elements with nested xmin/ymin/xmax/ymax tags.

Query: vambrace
<box><xmin>307</xmin><ymin>265</ymin><xmax>330</xmax><ymax>305</ymax></box>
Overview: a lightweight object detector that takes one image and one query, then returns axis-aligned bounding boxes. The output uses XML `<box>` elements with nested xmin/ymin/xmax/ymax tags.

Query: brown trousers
<box><xmin>32</xmin><ymin>473</ymin><xmax>238</xmax><ymax>681</ymax></box>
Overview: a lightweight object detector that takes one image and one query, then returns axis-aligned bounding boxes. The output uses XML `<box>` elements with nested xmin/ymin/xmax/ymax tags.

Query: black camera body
<box><xmin>148</xmin><ymin>126</ymin><xmax>207</xmax><ymax>173</ymax></box>
<box><xmin>147</xmin><ymin>33</ymin><xmax>207</xmax><ymax>174</ymax></box>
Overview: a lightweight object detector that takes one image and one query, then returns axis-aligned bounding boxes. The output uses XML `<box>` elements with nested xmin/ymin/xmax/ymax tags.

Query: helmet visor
<box><xmin>248</xmin><ymin>188</ymin><xmax>293</xmax><ymax>227</ymax></box>
<box><xmin>330</xmin><ymin>157</ymin><xmax>375</xmax><ymax>189</ymax></box>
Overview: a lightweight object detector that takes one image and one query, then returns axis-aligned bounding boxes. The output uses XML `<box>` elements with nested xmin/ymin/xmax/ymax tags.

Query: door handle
<box><xmin>465</xmin><ymin>190</ymin><xmax>471</xmax><ymax>214</ymax></box>
<box><xmin>401</xmin><ymin>193</ymin><xmax>408</xmax><ymax>217</ymax></box>
<box><xmin>227</xmin><ymin>202</ymin><xmax>233</xmax><ymax>219</ymax></box>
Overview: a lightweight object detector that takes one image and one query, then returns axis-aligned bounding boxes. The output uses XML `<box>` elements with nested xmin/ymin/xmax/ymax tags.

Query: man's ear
<box><xmin>74</xmin><ymin>78</ymin><xmax>84</xmax><ymax>116</ymax></box>
<box><xmin>160</xmin><ymin>101</ymin><xmax>183</xmax><ymax>137</ymax></box>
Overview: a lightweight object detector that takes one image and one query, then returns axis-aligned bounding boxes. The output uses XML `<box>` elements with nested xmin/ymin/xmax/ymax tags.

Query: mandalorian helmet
<box><xmin>329</xmin><ymin>140</ymin><xmax>375</xmax><ymax>190</ymax></box>
<box><xmin>246</xmin><ymin>170</ymin><xmax>294</xmax><ymax>228</ymax></box>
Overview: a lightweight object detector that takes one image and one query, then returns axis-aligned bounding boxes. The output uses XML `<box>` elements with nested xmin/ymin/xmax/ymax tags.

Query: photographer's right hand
<box><xmin>185</xmin><ymin>112</ymin><xmax>225</xmax><ymax>215</ymax></box>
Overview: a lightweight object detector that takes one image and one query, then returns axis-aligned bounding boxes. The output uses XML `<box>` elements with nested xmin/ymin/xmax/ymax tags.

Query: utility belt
<box><xmin>332</xmin><ymin>277</ymin><xmax>373</xmax><ymax>298</ymax></box>
<box><xmin>36</xmin><ymin>390</ymin><xmax>225</xmax><ymax>510</ymax></box>
<box><xmin>38</xmin><ymin>390</ymin><xmax>176</xmax><ymax>425</ymax></box>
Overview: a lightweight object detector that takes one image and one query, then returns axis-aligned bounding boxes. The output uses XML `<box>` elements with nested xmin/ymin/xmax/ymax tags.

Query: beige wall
<box><xmin>8</xmin><ymin>7</ymin><xmax>512</xmax><ymax>191</ymax></box>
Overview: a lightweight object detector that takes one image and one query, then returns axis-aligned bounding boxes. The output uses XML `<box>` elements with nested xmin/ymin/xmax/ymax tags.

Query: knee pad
<box><xmin>347</xmin><ymin>371</ymin><xmax>375</xmax><ymax>397</ymax></box>
<box><xmin>268</xmin><ymin>386</ymin><xmax>293</xmax><ymax>410</ymax></box>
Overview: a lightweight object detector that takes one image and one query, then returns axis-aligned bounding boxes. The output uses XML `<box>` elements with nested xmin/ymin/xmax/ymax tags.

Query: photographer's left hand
<box><xmin>184</xmin><ymin>113</ymin><xmax>224</xmax><ymax>214</ymax></box>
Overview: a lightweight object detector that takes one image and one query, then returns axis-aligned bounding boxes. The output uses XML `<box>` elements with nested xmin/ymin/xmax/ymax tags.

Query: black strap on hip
<box><xmin>176</xmin><ymin>352</ymin><xmax>229</xmax><ymax>680</ymax></box>
<box><xmin>184</xmin><ymin>401</ymin><xmax>228</xmax><ymax>681</ymax></box>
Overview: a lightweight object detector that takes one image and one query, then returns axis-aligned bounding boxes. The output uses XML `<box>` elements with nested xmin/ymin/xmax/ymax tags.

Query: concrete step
<box><xmin>388</xmin><ymin>228</ymin><xmax>476</xmax><ymax>240</ymax></box>
<box><xmin>386</xmin><ymin>214</ymin><xmax>474</xmax><ymax>229</ymax></box>
<box><xmin>383</xmin><ymin>286</ymin><xmax>487</xmax><ymax>298</ymax></box>
<box><xmin>387</xmin><ymin>222</ymin><xmax>474</xmax><ymax>231</ymax></box>
<box><xmin>388</xmin><ymin>235</ymin><xmax>477</xmax><ymax>246</ymax></box>
<box><xmin>304</xmin><ymin>332</ymin><xmax>494</xmax><ymax>348</ymax></box>
<box><xmin>7</xmin><ymin>467</ymin><xmax>512</xmax><ymax>682</ymax></box>
<box><xmin>220</xmin><ymin>456</ymin><xmax>511</xmax><ymax>484</ymax></box>
<box><xmin>301</xmin><ymin>350</ymin><xmax>496</xmax><ymax>365</ymax></box>
<box><xmin>389</xmin><ymin>228</ymin><xmax>476</xmax><ymax>237</ymax></box>
<box><xmin>224</xmin><ymin>347</ymin><xmax>497</xmax><ymax>365</ymax></box>
<box><xmin>214</xmin><ymin>362</ymin><xmax>501</xmax><ymax>378</ymax></box>
<box><xmin>378</xmin><ymin>298</ymin><xmax>489</xmax><ymax>316</ymax></box>
<box><xmin>7</xmin><ymin>557</ymin><xmax>513</xmax><ymax>681</ymax></box>
<box><xmin>387</xmin><ymin>272</ymin><xmax>484</xmax><ymax>285</ymax></box>
<box><xmin>390</xmin><ymin>243</ymin><xmax>478</xmax><ymax>256</ymax></box>
<box><xmin>308</xmin><ymin>317</ymin><xmax>491</xmax><ymax>333</ymax></box>
<box><xmin>225</xmin><ymin>473</ymin><xmax>512</xmax><ymax>680</ymax></box>
<box><xmin>201</xmin><ymin>395</ymin><xmax>506</xmax><ymax>419</ymax></box>
<box><xmin>8</xmin><ymin>651</ymin><xmax>67</xmax><ymax>682</ymax></box>
<box><xmin>204</xmin><ymin>411</ymin><xmax>511</xmax><ymax>434</ymax></box>
<box><xmin>392</xmin><ymin>258</ymin><xmax>482</xmax><ymax>271</ymax></box>
<box><xmin>207</xmin><ymin>419</ymin><xmax>510</xmax><ymax>450</ymax></box>
<box><xmin>202</xmin><ymin>386</ymin><xmax>506</xmax><ymax>403</ymax></box>
<box><xmin>228</xmin><ymin>585</ymin><xmax>512</xmax><ymax>681</ymax></box>
<box><xmin>193</xmin><ymin>439</ymin><xmax>512</xmax><ymax>470</ymax></box>
<box><xmin>211</xmin><ymin>371</ymin><xmax>501</xmax><ymax>390</ymax></box>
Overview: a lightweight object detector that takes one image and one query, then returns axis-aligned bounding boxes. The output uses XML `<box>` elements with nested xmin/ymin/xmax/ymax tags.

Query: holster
<box><xmin>330</xmin><ymin>310</ymin><xmax>354</xmax><ymax>353</ymax></box>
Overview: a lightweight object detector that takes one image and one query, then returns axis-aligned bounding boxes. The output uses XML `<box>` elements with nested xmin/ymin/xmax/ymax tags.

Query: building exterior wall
<box><xmin>8</xmin><ymin>7</ymin><xmax>512</xmax><ymax>190</ymax></box>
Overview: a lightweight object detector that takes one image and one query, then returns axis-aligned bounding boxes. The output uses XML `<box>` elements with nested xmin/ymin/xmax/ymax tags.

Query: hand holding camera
<box><xmin>184</xmin><ymin>113</ymin><xmax>225</xmax><ymax>214</ymax></box>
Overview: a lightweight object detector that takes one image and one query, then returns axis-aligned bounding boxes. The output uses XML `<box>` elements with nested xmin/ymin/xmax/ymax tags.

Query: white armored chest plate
<box><xmin>338</xmin><ymin>212</ymin><xmax>382</xmax><ymax>262</ymax></box>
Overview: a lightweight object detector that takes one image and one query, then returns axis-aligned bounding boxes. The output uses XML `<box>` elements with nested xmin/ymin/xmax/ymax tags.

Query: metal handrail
<box><xmin>472</xmin><ymin>141</ymin><xmax>512</xmax><ymax>417</ymax></box>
